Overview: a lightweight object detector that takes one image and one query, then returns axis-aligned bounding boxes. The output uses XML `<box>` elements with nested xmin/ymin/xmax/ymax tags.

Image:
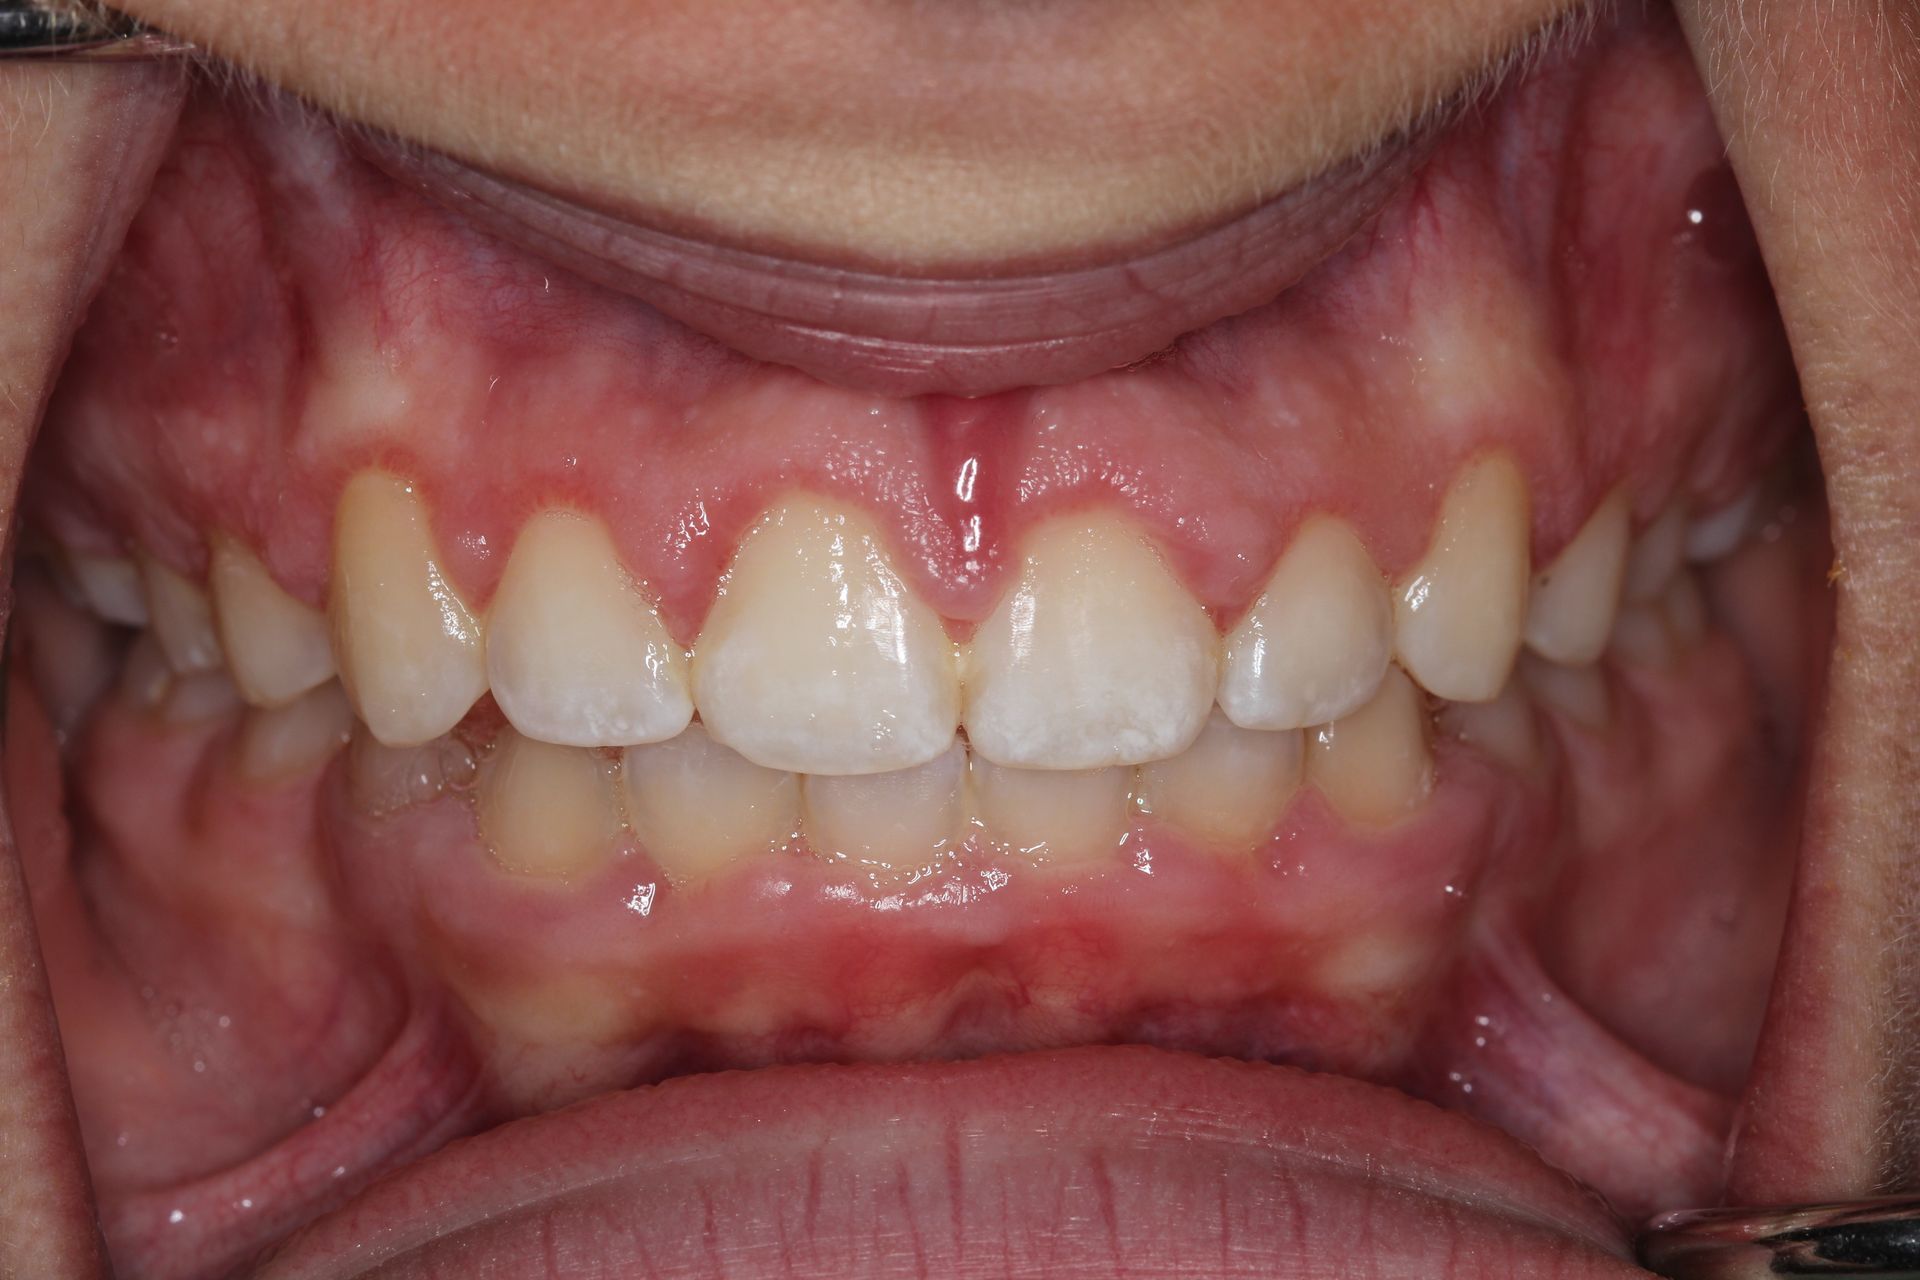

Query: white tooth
<box><xmin>622</xmin><ymin>722</ymin><xmax>800</xmax><ymax>885</ymax></box>
<box><xmin>802</xmin><ymin>739</ymin><xmax>967</xmax><ymax>871</ymax></box>
<box><xmin>1684</xmin><ymin>487</ymin><xmax>1760</xmax><ymax>563</ymax></box>
<box><xmin>1437</xmin><ymin>677</ymin><xmax>1538</xmax><ymax>771</ymax></box>
<box><xmin>1663</xmin><ymin>571</ymin><xmax>1707</xmax><ymax>647</ymax></box>
<box><xmin>1523</xmin><ymin>491</ymin><xmax>1629</xmax><ymax>666</ymax></box>
<box><xmin>691</xmin><ymin>498</ymin><xmax>957</xmax><ymax>775</ymax></box>
<box><xmin>209</xmin><ymin>536</ymin><xmax>336</xmax><ymax>707</ymax></box>
<box><xmin>234</xmin><ymin>682</ymin><xmax>355</xmax><ymax>783</ymax></box>
<box><xmin>478</xmin><ymin>729</ymin><xmax>622</xmax><ymax>879</ymax></box>
<box><xmin>488</xmin><ymin>511</ymin><xmax>692</xmax><ymax>748</ymax></box>
<box><xmin>117</xmin><ymin>632</ymin><xmax>172</xmax><ymax>710</ymax></box>
<box><xmin>1136</xmin><ymin>709</ymin><xmax>1301</xmax><ymax>852</ymax></box>
<box><xmin>139</xmin><ymin>554</ymin><xmax>224</xmax><ymax>674</ymax></box>
<box><xmin>1393</xmin><ymin>453</ymin><xmax>1530</xmax><ymax>702</ymax></box>
<box><xmin>160</xmin><ymin>670</ymin><xmax>243</xmax><ymax>725</ymax></box>
<box><xmin>1622</xmin><ymin>503</ymin><xmax>1687</xmax><ymax>602</ymax></box>
<box><xmin>971</xmin><ymin>757</ymin><xmax>1131</xmax><ymax>866</ymax></box>
<box><xmin>66</xmin><ymin>552</ymin><xmax>148</xmax><ymax>626</ymax></box>
<box><xmin>1219</xmin><ymin>517</ymin><xmax>1391</xmax><ymax>731</ymax></box>
<box><xmin>1521</xmin><ymin>654</ymin><xmax>1610</xmax><ymax>728</ymax></box>
<box><xmin>330</xmin><ymin>472</ymin><xmax>489</xmax><ymax>747</ymax></box>
<box><xmin>964</xmin><ymin>515</ymin><xmax>1217</xmax><ymax>768</ymax></box>
<box><xmin>1305</xmin><ymin>666</ymin><xmax>1432</xmax><ymax>826</ymax></box>
<box><xmin>347</xmin><ymin>723</ymin><xmax>479</xmax><ymax>818</ymax></box>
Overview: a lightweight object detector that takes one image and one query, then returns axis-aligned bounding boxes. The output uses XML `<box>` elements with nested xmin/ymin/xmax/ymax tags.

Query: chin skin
<box><xmin>1</xmin><ymin>2</ymin><xmax>1919</xmax><ymax>1273</ymax></box>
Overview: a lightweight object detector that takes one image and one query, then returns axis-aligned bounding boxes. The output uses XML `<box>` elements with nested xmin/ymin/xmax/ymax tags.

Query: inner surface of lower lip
<box><xmin>10</xmin><ymin>4</ymin><xmax>1829</xmax><ymax>1278</ymax></box>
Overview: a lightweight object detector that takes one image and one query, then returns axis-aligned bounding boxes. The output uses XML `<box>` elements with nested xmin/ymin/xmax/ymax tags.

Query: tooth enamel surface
<box><xmin>138</xmin><ymin>554</ymin><xmax>224</xmax><ymax>674</ymax></box>
<box><xmin>1438</xmin><ymin>678</ymin><xmax>1539</xmax><ymax>770</ymax></box>
<box><xmin>1623</xmin><ymin>503</ymin><xmax>1687</xmax><ymax>602</ymax></box>
<box><xmin>972</xmin><ymin>758</ymin><xmax>1132</xmax><ymax>866</ymax></box>
<box><xmin>1137</xmin><ymin>709</ymin><xmax>1301</xmax><ymax>852</ymax></box>
<box><xmin>964</xmin><ymin>515</ymin><xmax>1217</xmax><ymax>768</ymax></box>
<box><xmin>487</xmin><ymin>510</ymin><xmax>693</xmax><ymax>748</ymax></box>
<box><xmin>66</xmin><ymin>552</ymin><xmax>148</xmax><ymax>626</ymax></box>
<box><xmin>1524</xmin><ymin>491</ymin><xmax>1629</xmax><ymax>667</ymax></box>
<box><xmin>347</xmin><ymin>724</ymin><xmax>479</xmax><ymax>818</ymax></box>
<box><xmin>209</xmin><ymin>536</ymin><xmax>336</xmax><ymax>707</ymax></box>
<box><xmin>622</xmin><ymin>722</ymin><xmax>800</xmax><ymax>884</ymax></box>
<box><xmin>329</xmin><ymin>472</ymin><xmax>490</xmax><ymax>747</ymax></box>
<box><xmin>1305</xmin><ymin>666</ymin><xmax>1432</xmax><ymax>826</ymax></box>
<box><xmin>1684</xmin><ymin>488</ymin><xmax>1759</xmax><ymax>562</ymax></box>
<box><xmin>1218</xmin><ymin>517</ymin><xmax>1392</xmax><ymax>731</ymax></box>
<box><xmin>160</xmin><ymin>670</ymin><xmax>243</xmax><ymax>725</ymax></box>
<box><xmin>803</xmin><ymin>739</ymin><xmax>968</xmax><ymax>870</ymax></box>
<box><xmin>117</xmin><ymin>632</ymin><xmax>172</xmax><ymax>710</ymax></box>
<box><xmin>691</xmin><ymin>498</ymin><xmax>958</xmax><ymax>775</ymax></box>
<box><xmin>1521</xmin><ymin>655</ymin><xmax>1610</xmax><ymax>728</ymax></box>
<box><xmin>235</xmin><ymin>681</ymin><xmax>355</xmax><ymax>783</ymax></box>
<box><xmin>478</xmin><ymin>730</ymin><xmax>622</xmax><ymax>879</ymax></box>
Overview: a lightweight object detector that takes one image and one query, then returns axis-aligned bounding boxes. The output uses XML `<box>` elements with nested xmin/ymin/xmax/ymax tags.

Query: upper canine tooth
<box><xmin>964</xmin><ymin>514</ymin><xmax>1217</xmax><ymax>768</ymax></box>
<box><xmin>1393</xmin><ymin>453</ymin><xmax>1529</xmax><ymax>702</ymax></box>
<box><xmin>1137</xmin><ymin>709</ymin><xmax>1301</xmax><ymax>852</ymax></box>
<box><xmin>65</xmin><ymin>552</ymin><xmax>148</xmax><ymax>626</ymax></box>
<box><xmin>1523</xmin><ymin>490</ymin><xmax>1629</xmax><ymax>667</ymax></box>
<box><xmin>139</xmin><ymin>554</ymin><xmax>223</xmax><ymax>674</ymax></box>
<box><xmin>1219</xmin><ymin>517</ymin><xmax>1391</xmax><ymax>730</ymax></box>
<box><xmin>330</xmin><ymin>472</ymin><xmax>489</xmax><ymax>747</ymax></box>
<box><xmin>210</xmin><ymin>536</ymin><xmax>336</xmax><ymax>707</ymax></box>
<box><xmin>1622</xmin><ymin>503</ymin><xmax>1687</xmax><ymax>602</ymax></box>
<box><xmin>487</xmin><ymin>511</ymin><xmax>692</xmax><ymax>748</ymax></box>
<box><xmin>1305</xmin><ymin>666</ymin><xmax>1432</xmax><ymax>826</ymax></box>
<box><xmin>691</xmin><ymin>497</ymin><xmax>958</xmax><ymax>775</ymax></box>
<box><xmin>802</xmin><ymin>738</ymin><xmax>968</xmax><ymax>872</ymax></box>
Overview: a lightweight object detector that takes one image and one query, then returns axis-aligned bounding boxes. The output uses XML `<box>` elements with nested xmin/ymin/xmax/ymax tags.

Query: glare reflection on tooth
<box><xmin>1623</xmin><ymin>503</ymin><xmax>1687</xmax><ymax>602</ymax></box>
<box><xmin>1524</xmin><ymin>491</ymin><xmax>1628</xmax><ymax>666</ymax></box>
<box><xmin>1219</xmin><ymin>517</ymin><xmax>1391</xmax><ymax>731</ymax></box>
<box><xmin>66</xmin><ymin>551</ymin><xmax>148</xmax><ymax>626</ymax></box>
<box><xmin>1393</xmin><ymin>453</ymin><xmax>1529</xmax><ymax>703</ymax></box>
<box><xmin>487</xmin><ymin>510</ymin><xmax>692</xmax><ymax>748</ymax></box>
<box><xmin>691</xmin><ymin>498</ymin><xmax>958</xmax><ymax>775</ymax></box>
<box><xmin>234</xmin><ymin>681</ymin><xmax>355</xmax><ymax>783</ymax></box>
<box><xmin>965</xmin><ymin>515</ymin><xmax>1217</xmax><ymax>768</ymax></box>
<box><xmin>139</xmin><ymin>554</ymin><xmax>224</xmax><ymax>674</ymax></box>
<box><xmin>1684</xmin><ymin>488</ymin><xmax>1760</xmax><ymax>563</ymax></box>
<box><xmin>329</xmin><ymin>472</ymin><xmax>489</xmax><ymax>747</ymax></box>
<box><xmin>478</xmin><ymin>729</ymin><xmax>622</xmax><ymax>879</ymax></box>
<box><xmin>210</xmin><ymin>536</ymin><xmax>336</xmax><ymax>707</ymax></box>
<box><xmin>1305</xmin><ymin>666</ymin><xmax>1432</xmax><ymax>826</ymax></box>
<box><xmin>803</xmin><ymin>739</ymin><xmax>967</xmax><ymax>871</ymax></box>
<box><xmin>623</xmin><ymin>722</ymin><xmax>800</xmax><ymax>885</ymax></box>
<box><xmin>972</xmin><ymin>757</ymin><xmax>1132</xmax><ymax>866</ymax></box>
<box><xmin>1137</xmin><ymin>709</ymin><xmax>1301</xmax><ymax>852</ymax></box>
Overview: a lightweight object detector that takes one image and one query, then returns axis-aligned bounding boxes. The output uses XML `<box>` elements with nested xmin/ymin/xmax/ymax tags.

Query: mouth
<box><xmin>0</xmin><ymin>3</ymin><xmax>1853</xmax><ymax>1277</ymax></box>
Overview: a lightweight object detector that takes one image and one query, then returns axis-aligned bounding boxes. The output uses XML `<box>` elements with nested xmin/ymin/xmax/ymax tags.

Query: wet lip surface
<box><xmin>253</xmin><ymin>1046</ymin><xmax>1648</xmax><ymax>1279</ymax></box>
<box><xmin>362</xmin><ymin>124</ymin><xmax>1436</xmax><ymax>398</ymax></box>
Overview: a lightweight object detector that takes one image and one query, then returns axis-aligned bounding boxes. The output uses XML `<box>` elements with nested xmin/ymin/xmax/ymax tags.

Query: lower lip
<box><xmin>251</xmin><ymin>1045</ymin><xmax>1648</xmax><ymax>1279</ymax></box>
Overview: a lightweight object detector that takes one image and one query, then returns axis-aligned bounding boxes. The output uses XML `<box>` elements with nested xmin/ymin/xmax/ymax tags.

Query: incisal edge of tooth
<box><xmin>488</xmin><ymin>510</ymin><xmax>692</xmax><ymax>748</ymax></box>
<box><xmin>330</xmin><ymin>472</ymin><xmax>489</xmax><ymax>747</ymax></box>
<box><xmin>1393</xmin><ymin>453</ymin><xmax>1530</xmax><ymax>703</ymax></box>
<box><xmin>972</xmin><ymin>758</ymin><xmax>1132</xmax><ymax>866</ymax></box>
<box><xmin>139</xmin><ymin>554</ymin><xmax>224</xmax><ymax>674</ymax></box>
<box><xmin>210</xmin><ymin>536</ymin><xmax>336</xmax><ymax>707</ymax></box>
<box><xmin>691</xmin><ymin>497</ymin><xmax>957</xmax><ymax>775</ymax></box>
<box><xmin>1219</xmin><ymin>517</ymin><xmax>1391</xmax><ymax>731</ymax></box>
<box><xmin>478</xmin><ymin>729</ymin><xmax>621</xmax><ymax>879</ymax></box>
<box><xmin>803</xmin><ymin>739</ymin><xmax>967</xmax><ymax>870</ymax></box>
<box><xmin>235</xmin><ymin>681</ymin><xmax>355</xmax><ymax>783</ymax></box>
<box><xmin>67</xmin><ymin>551</ymin><xmax>148</xmax><ymax>626</ymax></box>
<box><xmin>1523</xmin><ymin>491</ymin><xmax>1629</xmax><ymax>666</ymax></box>
<box><xmin>622</xmin><ymin>722</ymin><xmax>799</xmax><ymax>884</ymax></box>
<box><xmin>1306</xmin><ymin>666</ymin><xmax>1432</xmax><ymax>826</ymax></box>
<box><xmin>1137</xmin><ymin>709</ymin><xmax>1301</xmax><ymax>852</ymax></box>
<box><xmin>965</xmin><ymin>514</ymin><xmax>1217</xmax><ymax>768</ymax></box>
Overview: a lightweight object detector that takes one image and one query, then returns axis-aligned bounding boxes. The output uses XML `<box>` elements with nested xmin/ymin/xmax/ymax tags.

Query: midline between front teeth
<box><xmin>43</xmin><ymin>445</ymin><xmax>1764</xmax><ymax>793</ymax></box>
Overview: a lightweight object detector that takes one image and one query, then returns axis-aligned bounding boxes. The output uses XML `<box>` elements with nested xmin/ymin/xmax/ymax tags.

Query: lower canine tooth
<box><xmin>139</xmin><ymin>554</ymin><xmax>224</xmax><ymax>674</ymax></box>
<box><xmin>210</xmin><ymin>536</ymin><xmax>336</xmax><ymax>707</ymax></box>
<box><xmin>330</xmin><ymin>472</ymin><xmax>489</xmax><ymax>747</ymax></box>
<box><xmin>487</xmin><ymin>510</ymin><xmax>692</xmax><ymax>748</ymax></box>
<box><xmin>1524</xmin><ymin>491</ymin><xmax>1629</xmax><ymax>666</ymax></box>
<box><xmin>160</xmin><ymin>670</ymin><xmax>243</xmax><ymax>725</ymax></box>
<box><xmin>234</xmin><ymin>681</ymin><xmax>354</xmax><ymax>782</ymax></box>
<box><xmin>1521</xmin><ymin>655</ymin><xmax>1609</xmax><ymax>727</ymax></box>
<box><xmin>66</xmin><ymin>552</ymin><xmax>148</xmax><ymax>626</ymax></box>
<box><xmin>1306</xmin><ymin>666</ymin><xmax>1432</xmax><ymax>826</ymax></box>
<box><xmin>622</xmin><ymin>723</ymin><xmax>800</xmax><ymax>885</ymax></box>
<box><xmin>478</xmin><ymin>729</ymin><xmax>621</xmax><ymax>879</ymax></box>
<box><xmin>1623</xmin><ymin>503</ymin><xmax>1687</xmax><ymax>602</ymax></box>
<box><xmin>1393</xmin><ymin>453</ymin><xmax>1529</xmax><ymax>702</ymax></box>
<box><xmin>802</xmin><ymin>739</ymin><xmax>967</xmax><ymax>871</ymax></box>
<box><xmin>971</xmin><ymin>758</ymin><xmax>1131</xmax><ymax>866</ymax></box>
<box><xmin>348</xmin><ymin>724</ymin><xmax>479</xmax><ymax>817</ymax></box>
<box><xmin>1218</xmin><ymin>517</ymin><xmax>1391</xmax><ymax>730</ymax></box>
<box><xmin>1137</xmin><ymin>709</ymin><xmax>1301</xmax><ymax>852</ymax></box>
<box><xmin>691</xmin><ymin>498</ymin><xmax>958</xmax><ymax>775</ymax></box>
<box><xmin>964</xmin><ymin>515</ymin><xmax>1217</xmax><ymax>768</ymax></box>
<box><xmin>1438</xmin><ymin>678</ymin><xmax>1539</xmax><ymax>769</ymax></box>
